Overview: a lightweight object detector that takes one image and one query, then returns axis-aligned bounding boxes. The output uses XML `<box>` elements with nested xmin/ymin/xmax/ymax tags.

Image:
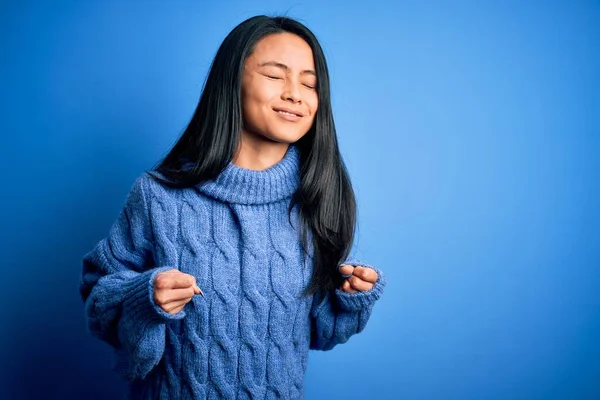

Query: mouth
<box><xmin>273</xmin><ymin>107</ymin><xmax>304</xmax><ymax>118</ymax></box>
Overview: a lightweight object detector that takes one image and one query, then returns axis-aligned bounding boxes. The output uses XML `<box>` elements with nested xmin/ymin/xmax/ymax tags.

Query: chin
<box><xmin>263</xmin><ymin>130</ymin><xmax>308</xmax><ymax>144</ymax></box>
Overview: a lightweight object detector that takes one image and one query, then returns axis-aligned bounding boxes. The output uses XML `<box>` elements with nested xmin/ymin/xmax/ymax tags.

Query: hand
<box><xmin>154</xmin><ymin>269</ymin><xmax>202</xmax><ymax>314</ymax></box>
<box><xmin>339</xmin><ymin>264</ymin><xmax>378</xmax><ymax>294</ymax></box>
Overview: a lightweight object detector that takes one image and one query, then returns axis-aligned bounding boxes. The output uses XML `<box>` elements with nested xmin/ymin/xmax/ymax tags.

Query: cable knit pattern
<box><xmin>79</xmin><ymin>144</ymin><xmax>386</xmax><ymax>399</ymax></box>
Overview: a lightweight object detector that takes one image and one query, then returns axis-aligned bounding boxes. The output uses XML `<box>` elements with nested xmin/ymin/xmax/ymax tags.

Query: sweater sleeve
<box><xmin>79</xmin><ymin>175</ymin><xmax>185</xmax><ymax>381</ymax></box>
<box><xmin>309</xmin><ymin>259</ymin><xmax>386</xmax><ymax>351</ymax></box>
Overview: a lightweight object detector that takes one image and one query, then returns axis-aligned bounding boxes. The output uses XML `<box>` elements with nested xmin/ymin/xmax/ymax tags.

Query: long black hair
<box><xmin>151</xmin><ymin>15</ymin><xmax>356</xmax><ymax>297</ymax></box>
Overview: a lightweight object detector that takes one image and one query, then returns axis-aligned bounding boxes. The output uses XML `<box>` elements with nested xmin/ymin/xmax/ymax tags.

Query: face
<box><xmin>241</xmin><ymin>32</ymin><xmax>318</xmax><ymax>144</ymax></box>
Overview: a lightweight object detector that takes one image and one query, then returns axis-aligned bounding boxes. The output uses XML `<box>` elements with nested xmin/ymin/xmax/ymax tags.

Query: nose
<box><xmin>281</xmin><ymin>80</ymin><xmax>302</xmax><ymax>104</ymax></box>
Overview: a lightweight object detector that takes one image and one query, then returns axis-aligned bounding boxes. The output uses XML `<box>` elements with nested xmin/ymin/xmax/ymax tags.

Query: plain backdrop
<box><xmin>1</xmin><ymin>1</ymin><xmax>598</xmax><ymax>399</ymax></box>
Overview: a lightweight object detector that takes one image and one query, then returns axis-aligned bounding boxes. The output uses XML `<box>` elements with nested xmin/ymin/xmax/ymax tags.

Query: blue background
<box><xmin>1</xmin><ymin>1</ymin><xmax>598</xmax><ymax>399</ymax></box>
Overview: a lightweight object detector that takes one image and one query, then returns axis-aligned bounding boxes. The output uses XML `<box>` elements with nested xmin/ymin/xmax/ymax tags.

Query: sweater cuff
<box><xmin>335</xmin><ymin>261</ymin><xmax>386</xmax><ymax>312</ymax></box>
<box><xmin>121</xmin><ymin>267</ymin><xmax>187</xmax><ymax>325</ymax></box>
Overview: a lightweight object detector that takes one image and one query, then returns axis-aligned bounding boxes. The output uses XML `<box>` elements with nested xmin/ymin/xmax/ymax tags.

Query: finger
<box><xmin>352</xmin><ymin>266</ymin><xmax>378</xmax><ymax>284</ymax></box>
<box><xmin>348</xmin><ymin>275</ymin><xmax>374</xmax><ymax>292</ymax></box>
<box><xmin>169</xmin><ymin>303</ymin><xmax>187</xmax><ymax>315</ymax></box>
<box><xmin>172</xmin><ymin>272</ymin><xmax>197</xmax><ymax>289</ymax></box>
<box><xmin>341</xmin><ymin>279</ymin><xmax>357</xmax><ymax>294</ymax></box>
<box><xmin>155</xmin><ymin>271</ymin><xmax>196</xmax><ymax>290</ymax></box>
<box><xmin>155</xmin><ymin>287</ymin><xmax>195</xmax><ymax>305</ymax></box>
<box><xmin>193</xmin><ymin>285</ymin><xmax>203</xmax><ymax>295</ymax></box>
<box><xmin>164</xmin><ymin>298</ymin><xmax>192</xmax><ymax>314</ymax></box>
<box><xmin>339</xmin><ymin>264</ymin><xmax>355</xmax><ymax>276</ymax></box>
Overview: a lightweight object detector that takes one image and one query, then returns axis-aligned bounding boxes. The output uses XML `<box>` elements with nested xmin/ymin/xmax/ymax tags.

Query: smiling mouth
<box><xmin>277</xmin><ymin>110</ymin><xmax>301</xmax><ymax>118</ymax></box>
<box><xmin>273</xmin><ymin>107</ymin><xmax>304</xmax><ymax>117</ymax></box>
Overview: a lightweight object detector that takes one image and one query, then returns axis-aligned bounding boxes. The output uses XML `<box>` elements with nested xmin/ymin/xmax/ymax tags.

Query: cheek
<box><xmin>307</xmin><ymin>92</ymin><xmax>318</xmax><ymax>115</ymax></box>
<box><xmin>306</xmin><ymin>98</ymin><xmax>318</xmax><ymax>124</ymax></box>
<box><xmin>242</xmin><ymin>90</ymin><xmax>266</xmax><ymax>125</ymax></box>
<box><xmin>248</xmin><ymin>89</ymin><xmax>278</xmax><ymax>116</ymax></box>
<box><xmin>242</xmin><ymin>76</ymin><xmax>268</xmax><ymax>112</ymax></box>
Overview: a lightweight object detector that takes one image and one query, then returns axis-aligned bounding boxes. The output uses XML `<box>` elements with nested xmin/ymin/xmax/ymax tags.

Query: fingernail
<box><xmin>195</xmin><ymin>285</ymin><xmax>204</xmax><ymax>296</ymax></box>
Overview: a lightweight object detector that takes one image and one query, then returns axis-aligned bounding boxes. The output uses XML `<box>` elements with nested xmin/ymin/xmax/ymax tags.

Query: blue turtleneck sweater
<box><xmin>79</xmin><ymin>145</ymin><xmax>386</xmax><ymax>399</ymax></box>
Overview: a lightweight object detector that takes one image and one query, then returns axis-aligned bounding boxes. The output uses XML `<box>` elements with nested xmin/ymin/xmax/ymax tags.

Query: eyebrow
<box><xmin>258</xmin><ymin>61</ymin><xmax>316</xmax><ymax>76</ymax></box>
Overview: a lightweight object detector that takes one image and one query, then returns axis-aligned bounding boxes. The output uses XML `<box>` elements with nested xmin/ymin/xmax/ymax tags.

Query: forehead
<box><xmin>247</xmin><ymin>33</ymin><xmax>315</xmax><ymax>69</ymax></box>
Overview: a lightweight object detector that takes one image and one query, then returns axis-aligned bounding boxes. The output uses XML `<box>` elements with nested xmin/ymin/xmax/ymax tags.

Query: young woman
<box><xmin>80</xmin><ymin>15</ymin><xmax>386</xmax><ymax>399</ymax></box>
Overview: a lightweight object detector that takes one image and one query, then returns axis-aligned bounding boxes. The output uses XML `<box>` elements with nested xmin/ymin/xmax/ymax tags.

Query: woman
<box><xmin>80</xmin><ymin>15</ymin><xmax>386</xmax><ymax>399</ymax></box>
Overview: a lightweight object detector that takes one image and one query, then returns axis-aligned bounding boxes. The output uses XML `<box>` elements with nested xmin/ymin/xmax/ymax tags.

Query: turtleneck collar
<box><xmin>196</xmin><ymin>144</ymin><xmax>300</xmax><ymax>205</ymax></box>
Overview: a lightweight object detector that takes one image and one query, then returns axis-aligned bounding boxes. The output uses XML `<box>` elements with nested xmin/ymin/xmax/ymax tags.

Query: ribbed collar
<box><xmin>196</xmin><ymin>145</ymin><xmax>300</xmax><ymax>205</ymax></box>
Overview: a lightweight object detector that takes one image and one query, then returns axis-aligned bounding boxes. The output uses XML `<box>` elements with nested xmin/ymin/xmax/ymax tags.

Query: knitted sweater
<box><xmin>79</xmin><ymin>144</ymin><xmax>386</xmax><ymax>399</ymax></box>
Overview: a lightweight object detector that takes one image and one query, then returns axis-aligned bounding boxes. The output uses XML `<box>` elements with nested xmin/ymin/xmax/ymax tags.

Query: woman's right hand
<box><xmin>153</xmin><ymin>269</ymin><xmax>202</xmax><ymax>314</ymax></box>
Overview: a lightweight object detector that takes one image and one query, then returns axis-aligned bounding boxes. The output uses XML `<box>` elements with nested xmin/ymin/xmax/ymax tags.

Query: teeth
<box><xmin>278</xmin><ymin>110</ymin><xmax>298</xmax><ymax>117</ymax></box>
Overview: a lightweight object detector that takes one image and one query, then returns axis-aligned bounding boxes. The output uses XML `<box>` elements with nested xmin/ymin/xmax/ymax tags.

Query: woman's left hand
<box><xmin>339</xmin><ymin>264</ymin><xmax>378</xmax><ymax>293</ymax></box>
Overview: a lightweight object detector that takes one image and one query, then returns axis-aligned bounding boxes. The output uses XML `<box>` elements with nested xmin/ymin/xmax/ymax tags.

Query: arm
<box><xmin>79</xmin><ymin>175</ymin><xmax>184</xmax><ymax>381</ymax></box>
<box><xmin>309</xmin><ymin>259</ymin><xmax>386</xmax><ymax>351</ymax></box>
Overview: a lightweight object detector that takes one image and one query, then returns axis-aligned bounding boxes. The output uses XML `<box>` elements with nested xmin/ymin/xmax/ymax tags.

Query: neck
<box><xmin>195</xmin><ymin>141</ymin><xmax>300</xmax><ymax>205</ymax></box>
<box><xmin>233</xmin><ymin>131</ymin><xmax>290</xmax><ymax>171</ymax></box>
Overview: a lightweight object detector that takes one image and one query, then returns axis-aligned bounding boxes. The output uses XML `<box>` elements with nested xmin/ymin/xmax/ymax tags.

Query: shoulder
<box><xmin>119</xmin><ymin>172</ymin><xmax>175</xmax><ymax>211</ymax></box>
<box><xmin>131</xmin><ymin>171</ymin><xmax>181</xmax><ymax>204</ymax></box>
<box><xmin>134</xmin><ymin>171</ymin><xmax>209</xmax><ymax>210</ymax></box>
